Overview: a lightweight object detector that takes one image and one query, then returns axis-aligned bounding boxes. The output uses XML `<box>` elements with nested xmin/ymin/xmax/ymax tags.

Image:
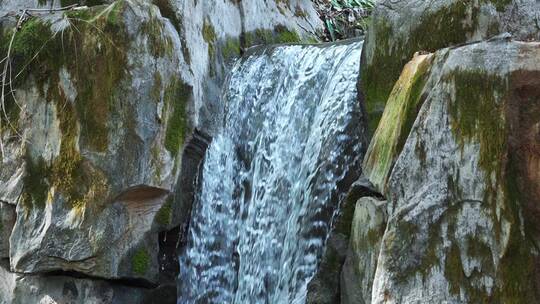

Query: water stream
<box><xmin>179</xmin><ymin>40</ymin><xmax>365</xmax><ymax>304</ymax></box>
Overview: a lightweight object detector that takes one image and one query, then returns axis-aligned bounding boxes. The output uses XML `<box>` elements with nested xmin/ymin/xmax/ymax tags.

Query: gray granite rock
<box><xmin>371</xmin><ymin>38</ymin><xmax>540</xmax><ymax>304</ymax></box>
<box><xmin>0</xmin><ymin>202</ymin><xmax>15</xmax><ymax>258</ymax></box>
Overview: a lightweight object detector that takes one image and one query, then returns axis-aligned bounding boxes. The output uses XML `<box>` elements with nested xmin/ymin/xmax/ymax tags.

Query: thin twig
<box><xmin>0</xmin><ymin>13</ymin><xmax>25</xmax><ymax>159</ymax></box>
<box><xmin>21</xmin><ymin>4</ymin><xmax>80</xmax><ymax>13</ymax></box>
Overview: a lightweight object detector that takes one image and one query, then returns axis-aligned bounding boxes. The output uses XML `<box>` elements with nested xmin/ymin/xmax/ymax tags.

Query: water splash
<box><xmin>179</xmin><ymin>40</ymin><xmax>365</xmax><ymax>304</ymax></box>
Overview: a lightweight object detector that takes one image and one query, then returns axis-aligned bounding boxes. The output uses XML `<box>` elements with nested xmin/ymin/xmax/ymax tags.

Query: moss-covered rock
<box><xmin>2</xmin><ymin>0</ymin><xmax>186</xmax><ymax>285</ymax></box>
<box><xmin>361</xmin><ymin>0</ymin><xmax>540</xmax><ymax>134</ymax></box>
<box><xmin>363</xmin><ymin>53</ymin><xmax>434</xmax><ymax>195</ymax></box>
<box><xmin>370</xmin><ymin>39</ymin><xmax>540</xmax><ymax>303</ymax></box>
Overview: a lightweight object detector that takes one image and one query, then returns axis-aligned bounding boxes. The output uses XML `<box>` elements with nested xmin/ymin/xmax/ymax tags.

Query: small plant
<box><xmin>132</xmin><ymin>247</ymin><xmax>150</xmax><ymax>275</ymax></box>
<box><xmin>313</xmin><ymin>0</ymin><xmax>375</xmax><ymax>41</ymax></box>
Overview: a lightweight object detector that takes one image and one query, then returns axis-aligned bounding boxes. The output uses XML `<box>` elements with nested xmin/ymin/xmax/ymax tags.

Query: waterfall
<box><xmin>179</xmin><ymin>40</ymin><xmax>365</xmax><ymax>304</ymax></box>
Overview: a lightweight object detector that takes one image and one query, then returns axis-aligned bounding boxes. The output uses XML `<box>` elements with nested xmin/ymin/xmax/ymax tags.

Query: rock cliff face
<box><xmin>0</xmin><ymin>0</ymin><xmax>322</xmax><ymax>302</ymax></box>
<box><xmin>329</xmin><ymin>0</ymin><xmax>540</xmax><ymax>303</ymax></box>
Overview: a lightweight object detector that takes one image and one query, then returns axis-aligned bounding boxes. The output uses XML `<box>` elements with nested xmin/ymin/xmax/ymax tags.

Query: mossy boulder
<box><xmin>361</xmin><ymin>0</ymin><xmax>540</xmax><ymax>133</ymax></box>
<box><xmin>1</xmin><ymin>0</ymin><xmax>188</xmax><ymax>284</ymax></box>
<box><xmin>370</xmin><ymin>38</ymin><xmax>540</xmax><ymax>303</ymax></box>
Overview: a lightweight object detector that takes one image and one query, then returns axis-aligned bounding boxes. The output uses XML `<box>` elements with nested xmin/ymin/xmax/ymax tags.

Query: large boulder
<box><xmin>371</xmin><ymin>38</ymin><xmax>540</xmax><ymax>303</ymax></box>
<box><xmin>1</xmin><ymin>1</ymin><xmax>185</xmax><ymax>283</ymax></box>
<box><xmin>361</xmin><ymin>0</ymin><xmax>540</xmax><ymax>132</ymax></box>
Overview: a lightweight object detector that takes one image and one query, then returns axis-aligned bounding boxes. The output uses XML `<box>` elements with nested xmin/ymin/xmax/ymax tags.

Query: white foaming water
<box><xmin>179</xmin><ymin>40</ymin><xmax>365</xmax><ymax>304</ymax></box>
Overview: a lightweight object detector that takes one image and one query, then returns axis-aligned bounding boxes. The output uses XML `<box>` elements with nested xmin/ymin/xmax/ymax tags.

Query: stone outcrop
<box><xmin>0</xmin><ymin>0</ymin><xmax>322</xmax><ymax>302</ymax></box>
<box><xmin>2</xmin><ymin>1</ymin><xmax>186</xmax><ymax>284</ymax></box>
<box><xmin>371</xmin><ymin>37</ymin><xmax>540</xmax><ymax>304</ymax></box>
<box><xmin>360</xmin><ymin>0</ymin><xmax>540</xmax><ymax>131</ymax></box>
<box><xmin>338</xmin><ymin>22</ymin><xmax>540</xmax><ymax>304</ymax></box>
<box><xmin>307</xmin><ymin>179</ymin><xmax>383</xmax><ymax>304</ymax></box>
<box><xmin>323</xmin><ymin>1</ymin><xmax>540</xmax><ymax>303</ymax></box>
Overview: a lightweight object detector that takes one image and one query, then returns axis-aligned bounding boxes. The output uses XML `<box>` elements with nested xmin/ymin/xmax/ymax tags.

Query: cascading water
<box><xmin>179</xmin><ymin>40</ymin><xmax>365</xmax><ymax>304</ymax></box>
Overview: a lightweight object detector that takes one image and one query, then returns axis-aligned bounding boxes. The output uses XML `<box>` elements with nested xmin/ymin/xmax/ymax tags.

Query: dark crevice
<box><xmin>14</xmin><ymin>269</ymin><xmax>158</xmax><ymax>289</ymax></box>
<box><xmin>176</xmin><ymin>129</ymin><xmax>212</xmax><ymax>251</ymax></box>
<box><xmin>166</xmin><ymin>128</ymin><xmax>212</xmax><ymax>287</ymax></box>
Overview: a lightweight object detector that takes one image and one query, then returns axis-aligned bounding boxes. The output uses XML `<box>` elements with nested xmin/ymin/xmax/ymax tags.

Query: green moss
<box><xmin>10</xmin><ymin>3</ymin><xmax>127</xmax><ymax>211</ymax></box>
<box><xmin>202</xmin><ymin>19</ymin><xmax>216</xmax><ymax>43</ymax></box>
<box><xmin>447</xmin><ymin>70</ymin><xmax>507</xmax><ymax>186</ymax></box>
<box><xmin>362</xmin><ymin>19</ymin><xmax>396</xmax><ymax>134</ymax></box>
<box><xmin>132</xmin><ymin>247</ymin><xmax>150</xmax><ymax>275</ymax></box>
<box><xmin>140</xmin><ymin>12</ymin><xmax>174</xmax><ymax>58</ymax></box>
<box><xmin>164</xmin><ymin>77</ymin><xmax>191</xmax><ymax>156</ymax></box>
<box><xmin>151</xmin><ymin>72</ymin><xmax>162</xmax><ymax>102</ymax></box>
<box><xmin>363</xmin><ymin>1</ymin><xmax>501</xmax><ymax>134</ymax></box>
<box><xmin>60</xmin><ymin>0</ymin><xmax>78</xmax><ymax>7</ymax></box>
<box><xmin>8</xmin><ymin>3</ymin><xmax>129</xmax><ymax>152</ymax></box>
<box><xmin>366</xmin><ymin>227</ymin><xmax>382</xmax><ymax>246</ymax></box>
<box><xmin>275</xmin><ymin>25</ymin><xmax>301</xmax><ymax>43</ymax></box>
<box><xmin>21</xmin><ymin>154</ymin><xmax>50</xmax><ymax>210</ymax></box>
<box><xmin>242</xmin><ymin>25</ymin><xmax>305</xmax><ymax>49</ymax></box>
<box><xmin>222</xmin><ymin>37</ymin><xmax>241</xmax><ymax>61</ymax></box>
<box><xmin>444</xmin><ymin>243</ymin><xmax>465</xmax><ymax>295</ymax></box>
<box><xmin>202</xmin><ymin>19</ymin><xmax>217</xmax><ymax>58</ymax></box>
<box><xmin>444</xmin><ymin>68</ymin><xmax>538</xmax><ymax>302</ymax></box>
<box><xmin>488</xmin><ymin>0</ymin><xmax>512</xmax><ymax>12</ymax></box>
<box><xmin>496</xmin><ymin>152</ymin><xmax>539</xmax><ymax>303</ymax></box>
<box><xmin>155</xmin><ymin>196</ymin><xmax>173</xmax><ymax>226</ymax></box>
<box><xmin>11</xmin><ymin>19</ymin><xmax>55</xmax><ymax>60</ymax></box>
<box><xmin>363</xmin><ymin>54</ymin><xmax>433</xmax><ymax>193</ymax></box>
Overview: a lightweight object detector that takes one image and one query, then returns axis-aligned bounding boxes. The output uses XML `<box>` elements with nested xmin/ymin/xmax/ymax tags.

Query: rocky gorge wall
<box><xmin>0</xmin><ymin>0</ymin><xmax>323</xmax><ymax>302</ymax></box>
<box><xmin>317</xmin><ymin>0</ymin><xmax>540</xmax><ymax>303</ymax></box>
